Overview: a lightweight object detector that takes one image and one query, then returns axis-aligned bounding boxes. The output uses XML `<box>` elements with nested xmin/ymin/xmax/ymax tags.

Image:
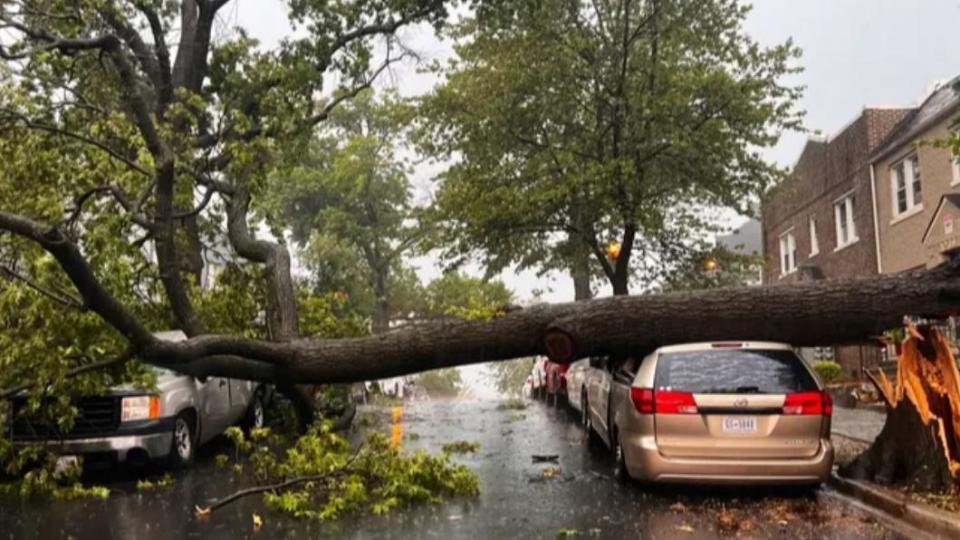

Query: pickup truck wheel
<box><xmin>169</xmin><ymin>413</ymin><xmax>196</xmax><ymax>469</ymax></box>
<box><xmin>243</xmin><ymin>390</ymin><xmax>265</xmax><ymax>432</ymax></box>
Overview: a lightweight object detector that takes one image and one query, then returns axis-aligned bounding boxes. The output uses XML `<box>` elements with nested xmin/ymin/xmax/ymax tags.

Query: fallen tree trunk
<box><xmin>840</xmin><ymin>325</ymin><xmax>960</xmax><ymax>490</ymax></box>
<box><xmin>138</xmin><ymin>254</ymin><xmax>960</xmax><ymax>383</ymax></box>
<box><xmin>3</xmin><ymin>207</ymin><xmax>960</xmax><ymax>386</ymax></box>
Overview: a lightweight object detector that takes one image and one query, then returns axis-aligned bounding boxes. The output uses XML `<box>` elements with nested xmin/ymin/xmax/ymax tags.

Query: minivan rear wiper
<box><xmin>701</xmin><ymin>386</ymin><xmax>763</xmax><ymax>394</ymax></box>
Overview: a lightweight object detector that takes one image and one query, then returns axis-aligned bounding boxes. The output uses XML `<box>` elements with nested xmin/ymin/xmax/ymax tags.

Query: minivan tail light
<box><xmin>783</xmin><ymin>390</ymin><xmax>832</xmax><ymax>416</ymax></box>
<box><xmin>654</xmin><ymin>390</ymin><xmax>699</xmax><ymax>414</ymax></box>
<box><xmin>630</xmin><ymin>387</ymin><xmax>654</xmax><ymax>414</ymax></box>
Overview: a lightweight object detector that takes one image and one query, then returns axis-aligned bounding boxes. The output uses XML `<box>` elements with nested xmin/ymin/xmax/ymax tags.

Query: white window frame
<box><xmin>890</xmin><ymin>154</ymin><xmax>923</xmax><ymax>221</ymax></box>
<box><xmin>808</xmin><ymin>215</ymin><xmax>819</xmax><ymax>257</ymax></box>
<box><xmin>779</xmin><ymin>229</ymin><xmax>797</xmax><ymax>276</ymax></box>
<box><xmin>834</xmin><ymin>193</ymin><xmax>858</xmax><ymax>251</ymax></box>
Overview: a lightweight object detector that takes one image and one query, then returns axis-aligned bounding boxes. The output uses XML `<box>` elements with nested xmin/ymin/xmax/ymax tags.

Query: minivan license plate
<box><xmin>722</xmin><ymin>416</ymin><xmax>757</xmax><ymax>433</ymax></box>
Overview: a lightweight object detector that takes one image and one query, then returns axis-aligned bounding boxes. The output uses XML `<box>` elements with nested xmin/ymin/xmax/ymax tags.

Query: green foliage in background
<box><xmin>420</xmin><ymin>272</ymin><xmax>513</xmax><ymax>321</ymax></box>
<box><xmin>657</xmin><ymin>246</ymin><xmax>763</xmax><ymax>292</ymax></box>
<box><xmin>412</xmin><ymin>368</ymin><xmax>463</xmax><ymax>398</ymax></box>
<box><xmin>813</xmin><ymin>360</ymin><xmax>843</xmax><ymax>384</ymax></box>
<box><xmin>418</xmin><ymin>0</ymin><xmax>804</xmax><ymax>294</ymax></box>
<box><xmin>264</xmin><ymin>91</ymin><xmax>425</xmax><ymax>333</ymax></box>
<box><xmin>491</xmin><ymin>358</ymin><xmax>536</xmax><ymax>397</ymax></box>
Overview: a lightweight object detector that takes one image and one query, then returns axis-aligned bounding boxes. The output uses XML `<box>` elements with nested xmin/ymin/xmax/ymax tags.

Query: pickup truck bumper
<box><xmin>13</xmin><ymin>417</ymin><xmax>175</xmax><ymax>463</ymax></box>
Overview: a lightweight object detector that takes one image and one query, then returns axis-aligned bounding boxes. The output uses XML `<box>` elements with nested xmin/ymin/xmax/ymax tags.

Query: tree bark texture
<box><xmin>136</xmin><ymin>254</ymin><xmax>960</xmax><ymax>384</ymax></box>
<box><xmin>840</xmin><ymin>325</ymin><xmax>960</xmax><ymax>490</ymax></box>
<box><xmin>4</xmin><ymin>206</ymin><xmax>960</xmax><ymax>387</ymax></box>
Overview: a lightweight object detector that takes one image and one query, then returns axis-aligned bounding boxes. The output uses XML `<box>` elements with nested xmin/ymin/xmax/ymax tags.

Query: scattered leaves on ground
<box><xmin>441</xmin><ymin>440</ymin><xmax>480</xmax><ymax>454</ymax></box>
<box><xmin>136</xmin><ymin>473</ymin><xmax>174</xmax><ymax>491</ymax></box>
<box><xmin>496</xmin><ymin>398</ymin><xmax>527</xmax><ymax>411</ymax></box>
<box><xmin>539</xmin><ymin>466</ymin><xmax>562</xmax><ymax>478</ymax></box>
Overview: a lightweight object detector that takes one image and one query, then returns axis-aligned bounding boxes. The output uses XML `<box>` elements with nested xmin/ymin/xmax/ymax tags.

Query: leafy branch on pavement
<box><xmin>199</xmin><ymin>423</ymin><xmax>479</xmax><ymax>520</ymax></box>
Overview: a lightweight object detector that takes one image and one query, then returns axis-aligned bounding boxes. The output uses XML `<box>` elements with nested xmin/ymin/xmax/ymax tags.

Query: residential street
<box><xmin>0</xmin><ymin>398</ymin><xmax>923</xmax><ymax>540</ymax></box>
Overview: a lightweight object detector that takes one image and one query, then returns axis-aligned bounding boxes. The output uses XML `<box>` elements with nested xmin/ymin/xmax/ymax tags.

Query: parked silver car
<box><xmin>9</xmin><ymin>331</ymin><xmax>266</xmax><ymax>468</ymax></box>
<box><xmin>564</xmin><ymin>359</ymin><xmax>591</xmax><ymax>414</ymax></box>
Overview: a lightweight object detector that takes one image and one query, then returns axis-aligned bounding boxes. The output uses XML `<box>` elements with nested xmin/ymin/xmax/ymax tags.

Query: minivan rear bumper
<box><xmin>621</xmin><ymin>432</ymin><xmax>833</xmax><ymax>485</ymax></box>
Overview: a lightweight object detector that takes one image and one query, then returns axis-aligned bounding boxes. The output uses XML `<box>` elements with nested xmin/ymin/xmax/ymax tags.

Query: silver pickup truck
<box><xmin>8</xmin><ymin>331</ymin><xmax>266</xmax><ymax>468</ymax></box>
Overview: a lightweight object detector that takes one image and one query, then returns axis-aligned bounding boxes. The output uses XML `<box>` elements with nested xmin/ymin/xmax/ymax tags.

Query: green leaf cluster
<box><xmin>220</xmin><ymin>421</ymin><xmax>479</xmax><ymax>520</ymax></box>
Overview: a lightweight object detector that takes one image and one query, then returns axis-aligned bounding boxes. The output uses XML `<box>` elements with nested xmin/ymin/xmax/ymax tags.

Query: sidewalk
<box><xmin>832</xmin><ymin>405</ymin><xmax>885</xmax><ymax>442</ymax></box>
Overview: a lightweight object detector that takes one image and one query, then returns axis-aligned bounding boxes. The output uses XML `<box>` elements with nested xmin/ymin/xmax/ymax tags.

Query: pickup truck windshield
<box><xmin>655</xmin><ymin>349</ymin><xmax>818</xmax><ymax>394</ymax></box>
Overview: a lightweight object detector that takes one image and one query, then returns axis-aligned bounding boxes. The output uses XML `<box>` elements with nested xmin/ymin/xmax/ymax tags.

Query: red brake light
<box><xmin>654</xmin><ymin>390</ymin><xmax>699</xmax><ymax>414</ymax></box>
<box><xmin>631</xmin><ymin>388</ymin><xmax>700</xmax><ymax>414</ymax></box>
<box><xmin>630</xmin><ymin>387</ymin><xmax>654</xmax><ymax>414</ymax></box>
<box><xmin>711</xmin><ymin>342</ymin><xmax>743</xmax><ymax>348</ymax></box>
<box><xmin>783</xmin><ymin>391</ymin><xmax>831</xmax><ymax>416</ymax></box>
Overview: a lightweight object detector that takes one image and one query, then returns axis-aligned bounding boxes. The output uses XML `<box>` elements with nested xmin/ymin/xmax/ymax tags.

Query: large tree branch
<box><xmin>2</xmin><ymin>204</ymin><xmax>960</xmax><ymax>384</ymax></box>
<box><xmin>224</xmin><ymin>187</ymin><xmax>299</xmax><ymax>340</ymax></box>
<box><xmin>142</xmin><ymin>256</ymin><xmax>960</xmax><ymax>381</ymax></box>
<box><xmin>100</xmin><ymin>7</ymin><xmax>162</xmax><ymax>94</ymax></box>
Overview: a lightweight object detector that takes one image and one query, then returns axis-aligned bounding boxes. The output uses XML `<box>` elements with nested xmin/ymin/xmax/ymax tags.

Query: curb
<box><xmin>829</xmin><ymin>472</ymin><xmax>960</xmax><ymax>539</ymax></box>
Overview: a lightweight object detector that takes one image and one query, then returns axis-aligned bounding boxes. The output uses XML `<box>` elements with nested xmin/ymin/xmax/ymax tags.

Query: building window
<box><xmin>834</xmin><ymin>195</ymin><xmax>857</xmax><ymax>249</ymax></box>
<box><xmin>779</xmin><ymin>231</ymin><xmax>797</xmax><ymax>275</ymax></box>
<box><xmin>809</xmin><ymin>216</ymin><xmax>819</xmax><ymax>256</ymax></box>
<box><xmin>891</xmin><ymin>155</ymin><xmax>923</xmax><ymax>217</ymax></box>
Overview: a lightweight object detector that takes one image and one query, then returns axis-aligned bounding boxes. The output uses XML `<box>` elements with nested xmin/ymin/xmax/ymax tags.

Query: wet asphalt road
<box><xmin>0</xmin><ymin>398</ymin><xmax>925</xmax><ymax>540</ymax></box>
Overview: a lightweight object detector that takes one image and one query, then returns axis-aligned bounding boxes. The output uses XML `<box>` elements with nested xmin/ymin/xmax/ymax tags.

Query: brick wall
<box><xmin>761</xmin><ymin>109</ymin><xmax>911</xmax><ymax>284</ymax></box>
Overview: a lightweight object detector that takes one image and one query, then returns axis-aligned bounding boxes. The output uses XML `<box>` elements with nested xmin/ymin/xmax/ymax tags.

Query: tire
<box><xmin>243</xmin><ymin>389</ymin><xmax>266</xmax><ymax>432</ymax></box>
<box><xmin>613</xmin><ymin>432</ymin><xmax>629</xmax><ymax>482</ymax></box>
<box><xmin>168</xmin><ymin>412</ymin><xmax>196</xmax><ymax>469</ymax></box>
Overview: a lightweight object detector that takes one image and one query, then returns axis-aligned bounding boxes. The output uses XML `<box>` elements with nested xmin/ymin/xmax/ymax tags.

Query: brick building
<box><xmin>761</xmin><ymin>108</ymin><xmax>911</xmax><ymax>374</ymax></box>
<box><xmin>871</xmin><ymin>79</ymin><xmax>960</xmax><ymax>273</ymax></box>
<box><xmin>762</xmin><ymin>108</ymin><xmax>910</xmax><ymax>283</ymax></box>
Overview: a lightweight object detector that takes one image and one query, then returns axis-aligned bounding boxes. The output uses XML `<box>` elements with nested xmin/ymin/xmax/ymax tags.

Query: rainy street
<box><xmin>0</xmin><ymin>397</ymin><xmax>926</xmax><ymax>540</ymax></box>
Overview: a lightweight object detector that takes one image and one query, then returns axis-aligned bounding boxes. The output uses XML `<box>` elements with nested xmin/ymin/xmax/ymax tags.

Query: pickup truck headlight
<box><xmin>121</xmin><ymin>395</ymin><xmax>160</xmax><ymax>422</ymax></box>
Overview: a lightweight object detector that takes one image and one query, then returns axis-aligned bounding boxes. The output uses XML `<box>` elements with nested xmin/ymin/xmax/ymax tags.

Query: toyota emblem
<box><xmin>733</xmin><ymin>398</ymin><xmax>749</xmax><ymax>408</ymax></box>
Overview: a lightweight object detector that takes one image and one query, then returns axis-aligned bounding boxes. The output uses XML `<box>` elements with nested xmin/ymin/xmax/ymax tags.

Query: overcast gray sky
<box><xmin>230</xmin><ymin>0</ymin><xmax>960</xmax><ymax>304</ymax></box>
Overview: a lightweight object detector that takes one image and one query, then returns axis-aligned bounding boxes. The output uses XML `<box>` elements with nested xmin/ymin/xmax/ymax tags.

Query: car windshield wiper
<box><xmin>735</xmin><ymin>386</ymin><xmax>762</xmax><ymax>394</ymax></box>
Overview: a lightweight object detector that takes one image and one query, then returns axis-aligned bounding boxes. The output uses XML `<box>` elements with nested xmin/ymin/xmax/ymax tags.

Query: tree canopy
<box><xmin>418</xmin><ymin>0</ymin><xmax>802</xmax><ymax>294</ymax></box>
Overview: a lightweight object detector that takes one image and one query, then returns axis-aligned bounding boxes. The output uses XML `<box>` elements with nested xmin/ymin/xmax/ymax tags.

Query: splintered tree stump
<box><xmin>840</xmin><ymin>325</ymin><xmax>960</xmax><ymax>491</ymax></box>
<box><xmin>840</xmin><ymin>401</ymin><xmax>954</xmax><ymax>490</ymax></box>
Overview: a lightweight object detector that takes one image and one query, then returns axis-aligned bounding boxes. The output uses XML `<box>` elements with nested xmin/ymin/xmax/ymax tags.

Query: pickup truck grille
<box><xmin>10</xmin><ymin>396</ymin><xmax>120</xmax><ymax>441</ymax></box>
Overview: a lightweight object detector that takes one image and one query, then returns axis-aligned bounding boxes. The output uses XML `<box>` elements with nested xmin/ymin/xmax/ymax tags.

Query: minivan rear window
<box><xmin>654</xmin><ymin>349</ymin><xmax>818</xmax><ymax>394</ymax></box>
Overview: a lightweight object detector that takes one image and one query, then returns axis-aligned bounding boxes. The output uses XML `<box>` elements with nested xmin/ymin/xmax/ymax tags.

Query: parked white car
<box><xmin>564</xmin><ymin>359</ymin><xmax>592</xmax><ymax>413</ymax></box>
<box><xmin>9</xmin><ymin>331</ymin><xmax>267</xmax><ymax>468</ymax></box>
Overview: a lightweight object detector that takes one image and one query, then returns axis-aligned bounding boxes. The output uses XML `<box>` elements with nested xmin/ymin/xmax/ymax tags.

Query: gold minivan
<box><xmin>583</xmin><ymin>342</ymin><xmax>833</xmax><ymax>485</ymax></box>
